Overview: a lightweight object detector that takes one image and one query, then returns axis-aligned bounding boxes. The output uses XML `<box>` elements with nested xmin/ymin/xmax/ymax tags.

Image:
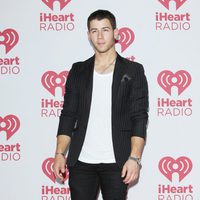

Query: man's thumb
<box><xmin>61</xmin><ymin>166</ymin><xmax>66</xmax><ymax>173</ymax></box>
<box><xmin>121</xmin><ymin>166</ymin><xmax>127</xmax><ymax>177</ymax></box>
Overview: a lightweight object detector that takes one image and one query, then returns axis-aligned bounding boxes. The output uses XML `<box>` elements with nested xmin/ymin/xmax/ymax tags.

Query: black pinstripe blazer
<box><xmin>57</xmin><ymin>53</ymin><xmax>149</xmax><ymax>168</ymax></box>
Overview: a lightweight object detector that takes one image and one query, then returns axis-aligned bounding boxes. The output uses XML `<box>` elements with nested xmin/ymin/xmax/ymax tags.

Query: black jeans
<box><xmin>68</xmin><ymin>161</ymin><xmax>128</xmax><ymax>200</ymax></box>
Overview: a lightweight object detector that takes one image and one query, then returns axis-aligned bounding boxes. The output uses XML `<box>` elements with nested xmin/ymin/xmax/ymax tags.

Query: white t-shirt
<box><xmin>78</xmin><ymin>69</ymin><xmax>116</xmax><ymax>163</ymax></box>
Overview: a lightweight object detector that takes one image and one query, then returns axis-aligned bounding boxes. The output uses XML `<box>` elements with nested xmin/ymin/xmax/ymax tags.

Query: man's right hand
<box><xmin>53</xmin><ymin>154</ymin><xmax>66</xmax><ymax>182</ymax></box>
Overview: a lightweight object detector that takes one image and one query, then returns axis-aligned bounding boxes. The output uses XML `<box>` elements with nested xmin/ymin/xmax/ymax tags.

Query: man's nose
<box><xmin>97</xmin><ymin>30</ymin><xmax>103</xmax><ymax>39</ymax></box>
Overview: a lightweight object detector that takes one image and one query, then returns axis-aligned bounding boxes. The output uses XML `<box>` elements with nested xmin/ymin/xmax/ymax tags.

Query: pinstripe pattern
<box><xmin>57</xmin><ymin>53</ymin><xmax>149</xmax><ymax>168</ymax></box>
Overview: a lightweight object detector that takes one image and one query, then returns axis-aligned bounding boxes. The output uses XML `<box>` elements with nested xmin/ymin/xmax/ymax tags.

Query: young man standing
<box><xmin>53</xmin><ymin>10</ymin><xmax>149</xmax><ymax>200</ymax></box>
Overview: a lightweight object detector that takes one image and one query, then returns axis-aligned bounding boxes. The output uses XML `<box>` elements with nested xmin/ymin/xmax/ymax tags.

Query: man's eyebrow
<box><xmin>102</xmin><ymin>26</ymin><xmax>111</xmax><ymax>29</ymax></box>
<box><xmin>89</xmin><ymin>27</ymin><xmax>111</xmax><ymax>31</ymax></box>
<box><xmin>89</xmin><ymin>28</ymin><xmax>98</xmax><ymax>31</ymax></box>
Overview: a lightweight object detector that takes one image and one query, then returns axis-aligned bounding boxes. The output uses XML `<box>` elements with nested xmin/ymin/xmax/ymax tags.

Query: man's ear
<box><xmin>88</xmin><ymin>30</ymin><xmax>93</xmax><ymax>43</ymax></box>
<box><xmin>87</xmin><ymin>31</ymin><xmax>90</xmax><ymax>40</ymax></box>
<box><xmin>87</xmin><ymin>31</ymin><xmax>93</xmax><ymax>47</ymax></box>
<box><xmin>114</xmin><ymin>28</ymin><xmax>119</xmax><ymax>40</ymax></box>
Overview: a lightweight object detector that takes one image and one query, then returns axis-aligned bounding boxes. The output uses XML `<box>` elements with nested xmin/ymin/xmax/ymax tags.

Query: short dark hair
<box><xmin>87</xmin><ymin>10</ymin><xmax>116</xmax><ymax>30</ymax></box>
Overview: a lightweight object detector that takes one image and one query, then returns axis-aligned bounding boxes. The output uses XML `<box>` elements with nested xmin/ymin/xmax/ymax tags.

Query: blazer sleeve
<box><xmin>57</xmin><ymin>64</ymin><xmax>79</xmax><ymax>137</ymax></box>
<box><xmin>130</xmin><ymin>64</ymin><xmax>149</xmax><ymax>139</ymax></box>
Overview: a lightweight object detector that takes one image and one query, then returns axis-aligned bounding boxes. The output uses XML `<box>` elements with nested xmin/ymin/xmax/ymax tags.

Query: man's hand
<box><xmin>53</xmin><ymin>154</ymin><xmax>66</xmax><ymax>182</ymax></box>
<box><xmin>121</xmin><ymin>159</ymin><xmax>140</xmax><ymax>184</ymax></box>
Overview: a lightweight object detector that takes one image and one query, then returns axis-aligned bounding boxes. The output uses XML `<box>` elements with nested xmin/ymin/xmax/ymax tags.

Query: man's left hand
<box><xmin>121</xmin><ymin>159</ymin><xmax>140</xmax><ymax>184</ymax></box>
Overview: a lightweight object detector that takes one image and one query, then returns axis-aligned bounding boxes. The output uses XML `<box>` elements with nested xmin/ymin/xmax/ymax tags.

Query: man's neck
<box><xmin>94</xmin><ymin>50</ymin><xmax>117</xmax><ymax>74</ymax></box>
<box><xmin>95</xmin><ymin>50</ymin><xmax>117</xmax><ymax>66</ymax></box>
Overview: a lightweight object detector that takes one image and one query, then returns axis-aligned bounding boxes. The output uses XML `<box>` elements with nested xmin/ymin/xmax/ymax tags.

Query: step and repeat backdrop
<box><xmin>1</xmin><ymin>0</ymin><xmax>200</xmax><ymax>200</ymax></box>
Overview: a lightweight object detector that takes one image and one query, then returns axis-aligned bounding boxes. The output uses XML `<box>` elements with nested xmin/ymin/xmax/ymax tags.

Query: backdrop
<box><xmin>1</xmin><ymin>0</ymin><xmax>200</xmax><ymax>200</ymax></box>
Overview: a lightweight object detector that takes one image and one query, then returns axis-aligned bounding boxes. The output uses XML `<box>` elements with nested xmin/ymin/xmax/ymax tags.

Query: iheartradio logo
<box><xmin>0</xmin><ymin>115</ymin><xmax>20</xmax><ymax>140</ymax></box>
<box><xmin>41</xmin><ymin>71</ymin><xmax>68</xmax><ymax>97</ymax></box>
<box><xmin>158</xmin><ymin>0</ymin><xmax>187</xmax><ymax>10</ymax></box>
<box><xmin>117</xmin><ymin>27</ymin><xmax>135</xmax><ymax>53</ymax></box>
<box><xmin>157</xmin><ymin>70</ymin><xmax>191</xmax><ymax>96</ymax></box>
<box><xmin>42</xmin><ymin>0</ymin><xmax>71</xmax><ymax>11</ymax></box>
<box><xmin>0</xmin><ymin>29</ymin><xmax>19</xmax><ymax>54</ymax></box>
<box><xmin>42</xmin><ymin>157</ymin><xmax>69</xmax><ymax>183</ymax></box>
<box><xmin>159</xmin><ymin>156</ymin><xmax>192</xmax><ymax>182</ymax></box>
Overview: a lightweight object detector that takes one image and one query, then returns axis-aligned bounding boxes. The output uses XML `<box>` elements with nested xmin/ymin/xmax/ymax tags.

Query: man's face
<box><xmin>88</xmin><ymin>18</ymin><xmax>118</xmax><ymax>53</ymax></box>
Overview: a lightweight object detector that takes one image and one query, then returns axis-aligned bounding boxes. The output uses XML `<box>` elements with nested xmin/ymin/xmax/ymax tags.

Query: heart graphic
<box><xmin>158</xmin><ymin>0</ymin><xmax>187</xmax><ymax>10</ymax></box>
<box><xmin>117</xmin><ymin>27</ymin><xmax>135</xmax><ymax>53</ymax></box>
<box><xmin>0</xmin><ymin>29</ymin><xmax>19</xmax><ymax>54</ymax></box>
<box><xmin>41</xmin><ymin>71</ymin><xmax>68</xmax><ymax>97</ymax></box>
<box><xmin>42</xmin><ymin>0</ymin><xmax>71</xmax><ymax>11</ymax></box>
<box><xmin>42</xmin><ymin>157</ymin><xmax>69</xmax><ymax>183</ymax></box>
<box><xmin>0</xmin><ymin>115</ymin><xmax>20</xmax><ymax>140</ymax></box>
<box><xmin>159</xmin><ymin>156</ymin><xmax>192</xmax><ymax>182</ymax></box>
<box><xmin>157</xmin><ymin>70</ymin><xmax>191</xmax><ymax>95</ymax></box>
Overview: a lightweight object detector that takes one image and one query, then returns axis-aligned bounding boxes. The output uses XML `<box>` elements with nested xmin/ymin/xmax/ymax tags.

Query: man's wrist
<box><xmin>55</xmin><ymin>152</ymin><xmax>65</xmax><ymax>157</ymax></box>
<box><xmin>128</xmin><ymin>156</ymin><xmax>141</xmax><ymax>167</ymax></box>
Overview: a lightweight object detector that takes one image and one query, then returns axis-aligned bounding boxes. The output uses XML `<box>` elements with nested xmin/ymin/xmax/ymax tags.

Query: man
<box><xmin>53</xmin><ymin>10</ymin><xmax>149</xmax><ymax>200</ymax></box>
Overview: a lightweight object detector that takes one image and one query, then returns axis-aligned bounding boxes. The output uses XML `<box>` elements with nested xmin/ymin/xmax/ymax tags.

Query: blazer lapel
<box><xmin>112</xmin><ymin>54</ymin><xmax>125</xmax><ymax>105</ymax></box>
<box><xmin>84</xmin><ymin>55</ymin><xmax>95</xmax><ymax>126</ymax></box>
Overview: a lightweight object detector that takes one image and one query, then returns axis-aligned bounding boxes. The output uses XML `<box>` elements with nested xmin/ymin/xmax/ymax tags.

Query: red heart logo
<box><xmin>157</xmin><ymin>70</ymin><xmax>191</xmax><ymax>95</ymax></box>
<box><xmin>117</xmin><ymin>27</ymin><xmax>135</xmax><ymax>53</ymax></box>
<box><xmin>158</xmin><ymin>0</ymin><xmax>187</xmax><ymax>10</ymax></box>
<box><xmin>0</xmin><ymin>115</ymin><xmax>20</xmax><ymax>140</ymax></box>
<box><xmin>42</xmin><ymin>157</ymin><xmax>69</xmax><ymax>183</ymax></box>
<box><xmin>42</xmin><ymin>0</ymin><xmax>71</xmax><ymax>11</ymax></box>
<box><xmin>41</xmin><ymin>71</ymin><xmax>68</xmax><ymax>97</ymax></box>
<box><xmin>0</xmin><ymin>29</ymin><xmax>19</xmax><ymax>54</ymax></box>
<box><xmin>159</xmin><ymin>156</ymin><xmax>192</xmax><ymax>182</ymax></box>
